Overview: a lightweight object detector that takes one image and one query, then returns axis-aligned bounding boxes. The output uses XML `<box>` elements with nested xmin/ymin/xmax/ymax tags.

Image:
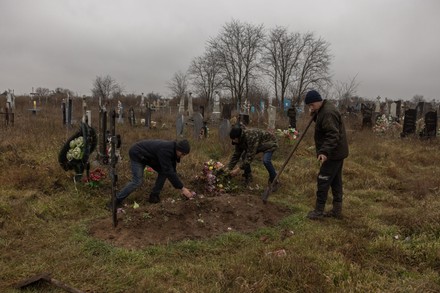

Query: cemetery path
<box><xmin>89</xmin><ymin>194</ymin><xmax>291</xmax><ymax>249</ymax></box>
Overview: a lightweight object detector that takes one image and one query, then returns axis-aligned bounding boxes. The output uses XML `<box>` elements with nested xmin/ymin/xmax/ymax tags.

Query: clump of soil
<box><xmin>90</xmin><ymin>194</ymin><xmax>292</xmax><ymax>249</ymax></box>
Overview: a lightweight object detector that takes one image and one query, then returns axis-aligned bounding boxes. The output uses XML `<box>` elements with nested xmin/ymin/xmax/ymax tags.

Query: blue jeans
<box><xmin>116</xmin><ymin>160</ymin><xmax>145</xmax><ymax>202</ymax></box>
<box><xmin>262</xmin><ymin>151</ymin><xmax>277</xmax><ymax>182</ymax></box>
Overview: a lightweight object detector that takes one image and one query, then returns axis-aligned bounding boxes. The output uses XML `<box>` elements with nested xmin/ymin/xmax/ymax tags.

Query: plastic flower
<box><xmin>83</xmin><ymin>168</ymin><xmax>106</xmax><ymax>187</ymax></box>
<box><xmin>144</xmin><ymin>166</ymin><xmax>155</xmax><ymax>178</ymax></box>
<box><xmin>67</xmin><ymin>136</ymin><xmax>85</xmax><ymax>161</ymax></box>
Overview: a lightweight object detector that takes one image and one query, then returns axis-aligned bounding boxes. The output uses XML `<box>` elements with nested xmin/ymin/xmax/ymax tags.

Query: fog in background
<box><xmin>1</xmin><ymin>0</ymin><xmax>439</xmax><ymax>101</ymax></box>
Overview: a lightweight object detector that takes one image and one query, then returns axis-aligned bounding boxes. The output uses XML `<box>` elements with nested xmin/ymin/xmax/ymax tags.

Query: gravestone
<box><xmin>192</xmin><ymin>112</ymin><xmax>204</xmax><ymax>139</ymax></box>
<box><xmin>62</xmin><ymin>96</ymin><xmax>72</xmax><ymax>126</ymax></box>
<box><xmin>395</xmin><ymin>100</ymin><xmax>402</xmax><ymax>119</ymax></box>
<box><xmin>420</xmin><ymin>111</ymin><xmax>437</xmax><ymax>139</ymax></box>
<box><xmin>178</xmin><ymin>95</ymin><xmax>185</xmax><ymax>114</ymax></box>
<box><xmin>201</xmin><ymin>121</ymin><xmax>208</xmax><ymax>138</ymax></box>
<box><xmin>212</xmin><ymin>92</ymin><xmax>221</xmax><ymax>121</ymax></box>
<box><xmin>287</xmin><ymin>106</ymin><xmax>297</xmax><ymax>129</ymax></box>
<box><xmin>268</xmin><ymin>105</ymin><xmax>276</xmax><ymax>130</ymax></box>
<box><xmin>176</xmin><ymin>114</ymin><xmax>184</xmax><ymax>137</ymax></box>
<box><xmin>145</xmin><ymin>103</ymin><xmax>153</xmax><ymax>128</ymax></box>
<box><xmin>375</xmin><ymin>97</ymin><xmax>381</xmax><ymax>113</ymax></box>
<box><xmin>239</xmin><ymin>113</ymin><xmax>250</xmax><ymax>125</ymax></box>
<box><xmin>218</xmin><ymin>119</ymin><xmax>231</xmax><ymax>141</ymax></box>
<box><xmin>361</xmin><ymin>103</ymin><xmax>373</xmax><ymax>129</ymax></box>
<box><xmin>199</xmin><ymin>106</ymin><xmax>205</xmax><ymax>118</ymax></box>
<box><xmin>400</xmin><ymin>109</ymin><xmax>417</xmax><ymax>137</ymax></box>
<box><xmin>416</xmin><ymin>102</ymin><xmax>424</xmax><ymax>119</ymax></box>
<box><xmin>221</xmin><ymin>103</ymin><xmax>232</xmax><ymax>119</ymax></box>
<box><xmin>128</xmin><ymin>107</ymin><xmax>136</xmax><ymax>126</ymax></box>
<box><xmin>117</xmin><ymin>101</ymin><xmax>124</xmax><ymax>124</ymax></box>
<box><xmin>6</xmin><ymin>90</ymin><xmax>15</xmax><ymax>110</ymax></box>
<box><xmin>188</xmin><ymin>93</ymin><xmax>194</xmax><ymax>117</ymax></box>
<box><xmin>390</xmin><ymin>102</ymin><xmax>397</xmax><ymax>119</ymax></box>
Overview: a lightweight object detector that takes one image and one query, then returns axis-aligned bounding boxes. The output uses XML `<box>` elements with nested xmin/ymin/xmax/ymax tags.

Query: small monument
<box><xmin>176</xmin><ymin>114</ymin><xmax>184</xmax><ymax>137</ymax></box>
<box><xmin>400</xmin><ymin>109</ymin><xmax>417</xmax><ymax>137</ymax></box>
<box><xmin>187</xmin><ymin>92</ymin><xmax>194</xmax><ymax>117</ymax></box>
<box><xmin>212</xmin><ymin>91</ymin><xmax>221</xmax><ymax>121</ymax></box>
<box><xmin>267</xmin><ymin>105</ymin><xmax>277</xmax><ymax>130</ymax></box>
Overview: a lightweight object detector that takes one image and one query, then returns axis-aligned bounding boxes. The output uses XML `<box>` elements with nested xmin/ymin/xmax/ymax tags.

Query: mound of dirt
<box><xmin>90</xmin><ymin>194</ymin><xmax>292</xmax><ymax>249</ymax></box>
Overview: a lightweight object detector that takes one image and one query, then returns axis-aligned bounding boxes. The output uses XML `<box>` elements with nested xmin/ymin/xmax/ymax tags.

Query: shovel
<box><xmin>261</xmin><ymin>113</ymin><xmax>316</xmax><ymax>203</ymax></box>
<box><xmin>14</xmin><ymin>272</ymin><xmax>84</xmax><ymax>293</ymax></box>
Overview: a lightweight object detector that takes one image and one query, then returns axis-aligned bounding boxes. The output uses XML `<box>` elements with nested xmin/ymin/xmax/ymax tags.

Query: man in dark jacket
<box><xmin>226</xmin><ymin>126</ymin><xmax>279</xmax><ymax>189</ymax></box>
<box><xmin>305</xmin><ymin>90</ymin><xmax>349</xmax><ymax>220</ymax></box>
<box><xmin>113</xmin><ymin>139</ymin><xmax>194</xmax><ymax>207</ymax></box>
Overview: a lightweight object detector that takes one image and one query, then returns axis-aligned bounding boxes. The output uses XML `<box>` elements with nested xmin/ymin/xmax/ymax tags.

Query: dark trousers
<box><xmin>316</xmin><ymin>159</ymin><xmax>344</xmax><ymax>206</ymax></box>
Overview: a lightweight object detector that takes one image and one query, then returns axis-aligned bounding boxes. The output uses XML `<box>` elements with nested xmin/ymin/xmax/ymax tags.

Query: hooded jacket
<box><xmin>129</xmin><ymin>139</ymin><xmax>184</xmax><ymax>189</ymax></box>
<box><xmin>314</xmin><ymin>100</ymin><xmax>349</xmax><ymax>160</ymax></box>
<box><xmin>227</xmin><ymin>128</ymin><xmax>278</xmax><ymax>170</ymax></box>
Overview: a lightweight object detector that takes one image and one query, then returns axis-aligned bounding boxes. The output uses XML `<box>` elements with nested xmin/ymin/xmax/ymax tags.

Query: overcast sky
<box><xmin>1</xmin><ymin>0</ymin><xmax>439</xmax><ymax>101</ymax></box>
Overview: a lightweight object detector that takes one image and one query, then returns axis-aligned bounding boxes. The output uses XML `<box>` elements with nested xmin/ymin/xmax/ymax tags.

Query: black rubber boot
<box><xmin>148</xmin><ymin>194</ymin><xmax>160</xmax><ymax>204</ymax></box>
<box><xmin>307</xmin><ymin>202</ymin><xmax>325</xmax><ymax>220</ymax></box>
<box><xmin>324</xmin><ymin>202</ymin><xmax>343</xmax><ymax>219</ymax></box>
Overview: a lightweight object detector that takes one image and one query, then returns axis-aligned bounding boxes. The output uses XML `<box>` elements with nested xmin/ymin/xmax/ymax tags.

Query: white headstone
<box><xmin>375</xmin><ymin>96</ymin><xmax>381</xmax><ymax>113</ymax></box>
<box><xmin>268</xmin><ymin>105</ymin><xmax>277</xmax><ymax>130</ymax></box>
<box><xmin>178</xmin><ymin>95</ymin><xmax>185</xmax><ymax>114</ymax></box>
<box><xmin>390</xmin><ymin>102</ymin><xmax>397</xmax><ymax>118</ymax></box>
<box><xmin>212</xmin><ymin>92</ymin><xmax>221</xmax><ymax>120</ymax></box>
<box><xmin>6</xmin><ymin>90</ymin><xmax>15</xmax><ymax>110</ymax></box>
<box><xmin>188</xmin><ymin>93</ymin><xmax>193</xmax><ymax>117</ymax></box>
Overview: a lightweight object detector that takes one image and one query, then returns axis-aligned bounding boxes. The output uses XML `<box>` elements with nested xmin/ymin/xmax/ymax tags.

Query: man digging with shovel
<box><xmin>304</xmin><ymin>90</ymin><xmax>349</xmax><ymax>220</ymax></box>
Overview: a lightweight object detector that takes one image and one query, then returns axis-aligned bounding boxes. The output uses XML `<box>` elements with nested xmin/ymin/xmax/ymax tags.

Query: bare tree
<box><xmin>412</xmin><ymin>94</ymin><xmax>425</xmax><ymax>104</ymax></box>
<box><xmin>188</xmin><ymin>49</ymin><xmax>224</xmax><ymax>108</ymax></box>
<box><xmin>290</xmin><ymin>33</ymin><xmax>332</xmax><ymax>105</ymax></box>
<box><xmin>35</xmin><ymin>87</ymin><xmax>51</xmax><ymax>104</ymax></box>
<box><xmin>333</xmin><ymin>74</ymin><xmax>360</xmax><ymax>108</ymax></box>
<box><xmin>168</xmin><ymin>71</ymin><xmax>189</xmax><ymax>113</ymax></box>
<box><xmin>91</xmin><ymin>75</ymin><xmax>122</xmax><ymax>108</ymax></box>
<box><xmin>208</xmin><ymin>19</ymin><xmax>265</xmax><ymax>108</ymax></box>
<box><xmin>263</xmin><ymin>26</ymin><xmax>305</xmax><ymax>110</ymax></box>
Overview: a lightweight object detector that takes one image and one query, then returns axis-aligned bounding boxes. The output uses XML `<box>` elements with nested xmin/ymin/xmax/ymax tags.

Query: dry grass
<box><xmin>1</xmin><ymin>97</ymin><xmax>440</xmax><ymax>292</ymax></box>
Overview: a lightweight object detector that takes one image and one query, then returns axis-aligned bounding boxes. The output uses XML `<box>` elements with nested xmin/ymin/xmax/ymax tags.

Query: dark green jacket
<box><xmin>314</xmin><ymin>100</ymin><xmax>349</xmax><ymax>160</ymax></box>
<box><xmin>227</xmin><ymin>128</ymin><xmax>278</xmax><ymax>170</ymax></box>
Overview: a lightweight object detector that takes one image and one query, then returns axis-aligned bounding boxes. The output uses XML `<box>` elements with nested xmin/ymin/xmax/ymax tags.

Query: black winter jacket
<box><xmin>314</xmin><ymin>100</ymin><xmax>349</xmax><ymax>160</ymax></box>
<box><xmin>128</xmin><ymin>140</ymin><xmax>184</xmax><ymax>189</ymax></box>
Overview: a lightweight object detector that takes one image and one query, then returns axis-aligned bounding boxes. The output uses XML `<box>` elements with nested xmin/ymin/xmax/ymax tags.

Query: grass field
<box><xmin>1</xmin><ymin>97</ymin><xmax>439</xmax><ymax>292</ymax></box>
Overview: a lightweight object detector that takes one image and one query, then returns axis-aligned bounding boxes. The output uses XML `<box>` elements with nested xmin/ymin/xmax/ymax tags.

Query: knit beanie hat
<box><xmin>176</xmin><ymin>139</ymin><xmax>190</xmax><ymax>154</ymax></box>
<box><xmin>304</xmin><ymin>90</ymin><xmax>323</xmax><ymax>105</ymax></box>
<box><xmin>229</xmin><ymin>126</ymin><xmax>243</xmax><ymax>140</ymax></box>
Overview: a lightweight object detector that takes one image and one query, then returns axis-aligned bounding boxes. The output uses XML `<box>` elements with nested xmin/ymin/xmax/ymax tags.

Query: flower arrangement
<box><xmin>66</xmin><ymin>136</ymin><xmax>84</xmax><ymax>161</ymax></box>
<box><xmin>275</xmin><ymin>128</ymin><xmax>299</xmax><ymax>144</ymax></box>
<box><xmin>83</xmin><ymin>167</ymin><xmax>106</xmax><ymax>188</ymax></box>
<box><xmin>144</xmin><ymin>166</ymin><xmax>155</xmax><ymax>178</ymax></box>
<box><xmin>193</xmin><ymin>159</ymin><xmax>238</xmax><ymax>195</ymax></box>
<box><xmin>373</xmin><ymin>114</ymin><xmax>402</xmax><ymax>135</ymax></box>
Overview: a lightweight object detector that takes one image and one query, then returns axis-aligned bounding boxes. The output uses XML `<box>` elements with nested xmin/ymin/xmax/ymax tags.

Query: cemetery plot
<box><xmin>89</xmin><ymin>194</ymin><xmax>291</xmax><ymax>248</ymax></box>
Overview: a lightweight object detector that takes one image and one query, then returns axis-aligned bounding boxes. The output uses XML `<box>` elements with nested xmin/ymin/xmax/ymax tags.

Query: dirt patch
<box><xmin>89</xmin><ymin>194</ymin><xmax>292</xmax><ymax>249</ymax></box>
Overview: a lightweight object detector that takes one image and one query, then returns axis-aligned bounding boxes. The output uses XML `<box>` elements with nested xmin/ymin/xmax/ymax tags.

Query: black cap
<box><xmin>305</xmin><ymin>90</ymin><xmax>323</xmax><ymax>105</ymax></box>
<box><xmin>176</xmin><ymin>139</ymin><xmax>190</xmax><ymax>154</ymax></box>
<box><xmin>229</xmin><ymin>126</ymin><xmax>242</xmax><ymax>139</ymax></box>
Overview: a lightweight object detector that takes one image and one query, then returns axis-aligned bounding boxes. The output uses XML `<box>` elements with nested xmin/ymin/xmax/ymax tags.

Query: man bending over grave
<box><xmin>225</xmin><ymin>126</ymin><xmax>279</xmax><ymax>190</ymax></box>
<box><xmin>109</xmin><ymin>139</ymin><xmax>194</xmax><ymax>208</ymax></box>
